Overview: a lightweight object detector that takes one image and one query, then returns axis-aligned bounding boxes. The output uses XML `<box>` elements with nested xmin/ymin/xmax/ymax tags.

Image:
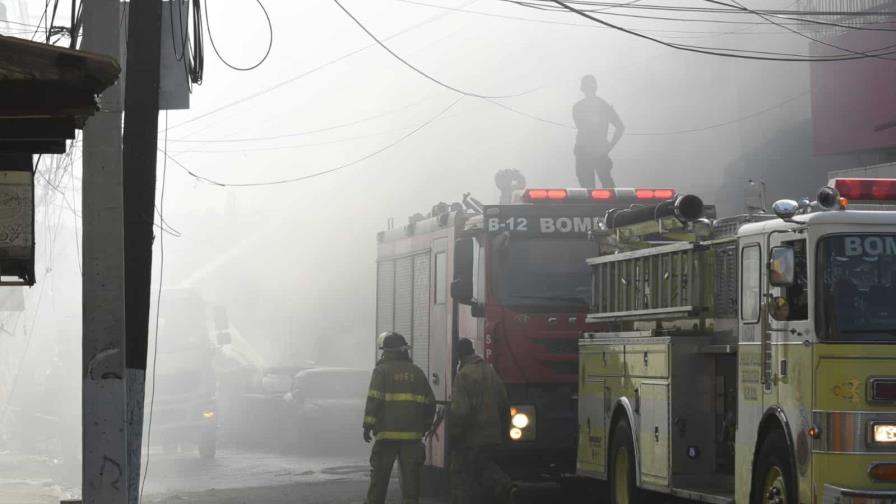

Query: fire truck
<box><xmin>375</xmin><ymin>185</ymin><xmax>680</xmax><ymax>478</ymax></box>
<box><xmin>575</xmin><ymin>179</ymin><xmax>896</xmax><ymax>504</ymax></box>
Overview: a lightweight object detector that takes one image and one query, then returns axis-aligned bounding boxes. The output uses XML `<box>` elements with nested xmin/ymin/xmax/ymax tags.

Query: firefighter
<box><xmin>448</xmin><ymin>338</ymin><xmax>515</xmax><ymax>504</ymax></box>
<box><xmin>573</xmin><ymin>74</ymin><xmax>625</xmax><ymax>189</ymax></box>
<box><xmin>363</xmin><ymin>332</ymin><xmax>436</xmax><ymax>504</ymax></box>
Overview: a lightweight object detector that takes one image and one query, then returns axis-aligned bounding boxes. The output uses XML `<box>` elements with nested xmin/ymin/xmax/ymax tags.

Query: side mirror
<box><xmin>216</xmin><ymin>330</ymin><xmax>232</xmax><ymax>346</ymax></box>
<box><xmin>769</xmin><ymin>246</ymin><xmax>795</xmax><ymax>287</ymax></box>
<box><xmin>452</xmin><ymin>237</ymin><xmax>475</xmax><ymax>305</ymax></box>
<box><xmin>471</xmin><ymin>302</ymin><xmax>485</xmax><ymax>318</ymax></box>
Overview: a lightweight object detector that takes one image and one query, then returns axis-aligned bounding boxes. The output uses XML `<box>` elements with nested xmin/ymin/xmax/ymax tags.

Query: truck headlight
<box><xmin>872</xmin><ymin>423</ymin><xmax>896</xmax><ymax>443</ymax></box>
<box><xmin>509</xmin><ymin>405</ymin><xmax>535</xmax><ymax>442</ymax></box>
<box><xmin>202</xmin><ymin>410</ymin><xmax>216</xmax><ymax>419</ymax></box>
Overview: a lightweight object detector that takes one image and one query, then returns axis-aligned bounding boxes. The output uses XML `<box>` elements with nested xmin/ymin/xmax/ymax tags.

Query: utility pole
<box><xmin>80</xmin><ymin>0</ymin><xmax>128</xmax><ymax>502</ymax></box>
<box><xmin>121</xmin><ymin>2</ymin><xmax>163</xmax><ymax>502</ymax></box>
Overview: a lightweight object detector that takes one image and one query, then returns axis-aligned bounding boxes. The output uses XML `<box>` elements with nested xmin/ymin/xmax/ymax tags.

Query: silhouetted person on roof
<box><xmin>573</xmin><ymin>75</ymin><xmax>625</xmax><ymax>188</ymax></box>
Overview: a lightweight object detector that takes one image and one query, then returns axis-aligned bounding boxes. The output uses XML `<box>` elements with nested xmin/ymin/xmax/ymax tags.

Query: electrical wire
<box><xmin>484</xmin><ymin>90</ymin><xmax>809</xmax><ymax>135</ymax></box>
<box><xmin>204</xmin><ymin>0</ymin><xmax>272</xmax><ymax>71</ymax></box>
<box><xmin>332</xmin><ymin>0</ymin><xmax>533</xmax><ymax>99</ymax></box>
<box><xmin>708</xmin><ymin>0</ymin><xmax>896</xmax><ymax>61</ymax></box>
<box><xmin>164</xmin><ymin>0</ymin><xmax>479</xmax><ymax>132</ymax></box>
<box><xmin>163</xmin><ymin>96</ymin><xmax>463</xmax><ymax>187</ymax></box>
<box><xmin>168</xmin><ymin>93</ymin><xmax>438</xmax><ymax>143</ymax></box>
<box><xmin>168</xmin><ymin>126</ymin><xmax>413</xmax><ymax>154</ymax></box>
<box><xmin>507</xmin><ymin>0</ymin><xmax>896</xmax><ymax>29</ymax></box>
<box><xmin>140</xmin><ymin>111</ymin><xmax>169</xmax><ymax>504</ymax></box>
<box><xmin>544</xmin><ymin>0</ymin><xmax>896</xmax><ymax>61</ymax></box>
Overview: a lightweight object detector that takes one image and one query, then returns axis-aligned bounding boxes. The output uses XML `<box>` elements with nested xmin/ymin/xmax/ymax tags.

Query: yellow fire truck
<box><xmin>576</xmin><ymin>179</ymin><xmax>896</xmax><ymax>504</ymax></box>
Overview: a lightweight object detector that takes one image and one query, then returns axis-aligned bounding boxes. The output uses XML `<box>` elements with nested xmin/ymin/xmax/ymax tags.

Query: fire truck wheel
<box><xmin>608</xmin><ymin>420</ymin><xmax>644</xmax><ymax>504</ymax></box>
<box><xmin>751</xmin><ymin>430</ymin><xmax>795</xmax><ymax>504</ymax></box>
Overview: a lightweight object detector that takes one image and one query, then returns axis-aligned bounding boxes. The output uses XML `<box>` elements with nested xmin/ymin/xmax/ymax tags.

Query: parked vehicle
<box><xmin>283</xmin><ymin>367</ymin><xmax>369</xmax><ymax>451</ymax></box>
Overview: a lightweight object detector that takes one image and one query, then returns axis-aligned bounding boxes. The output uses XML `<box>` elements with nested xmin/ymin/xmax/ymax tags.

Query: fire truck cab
<box><xmin>576</xmin><ymin>179</ymin><xmax>896</xmax><ymax>504</ymax></box>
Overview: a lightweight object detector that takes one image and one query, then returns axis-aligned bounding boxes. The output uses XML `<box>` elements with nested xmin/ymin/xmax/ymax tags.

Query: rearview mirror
<box><xmin>452</xmin><ymin>237</ymin><xmax>475</xmax><ymax>305</ymax></box>
<box><xmin>769</xmin><ymin>246</ymin><xmax>795</xmax><ymax>287</ymax></box>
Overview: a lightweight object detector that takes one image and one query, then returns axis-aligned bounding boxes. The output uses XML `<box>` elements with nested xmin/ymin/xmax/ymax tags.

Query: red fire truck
<box><xmin>375</xmin><ymin>186</ymin><xmax>680</xmax><ymax>479</ymax></box>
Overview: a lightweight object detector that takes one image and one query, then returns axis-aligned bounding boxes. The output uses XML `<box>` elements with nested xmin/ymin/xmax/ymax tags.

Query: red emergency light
<box><xmin>833</xmin><ymin>178</ymin><xmax>896</xmax><ymax>202</ymax></box>
<box><xmin>523</xmin><ymin>188</ymin><xmax>677</xmax><ymax>203</ymax></box>
<box><xmin>524</xmin><ymin>189</ymin><xmax>568</xmax><ymax>201</ymax></box>
<box><xmin>636</xmin><ymin>188</ymin><xmax>676</xmax><ymax>200</ymax></box>
<box><xmin>591</xmin><ymin>189</ymin><xmax>614</xmax><ymax>200</ymax></box>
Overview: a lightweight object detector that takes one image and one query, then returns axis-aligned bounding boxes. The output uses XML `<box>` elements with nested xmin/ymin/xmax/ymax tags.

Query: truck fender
<box><xmin>610</xmin><ymin>396</ymin><xmax>641</xmax><ymax>486</ymax></box>
<box><xmin>752</xmin><ymin>406</ymin><xmax>798</xmax><ymax>498</ymax></box>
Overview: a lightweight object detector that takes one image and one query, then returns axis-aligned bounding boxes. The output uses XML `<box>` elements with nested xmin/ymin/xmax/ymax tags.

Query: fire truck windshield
<box><xmin>492</xmin><ymin>236</ymin><xmax>595</xmax><ymax>312</ymax></box>
<box><xmin>818</xmin><ymin>234</ymin><xmax>896</xmax><ymax>342</ymax></box>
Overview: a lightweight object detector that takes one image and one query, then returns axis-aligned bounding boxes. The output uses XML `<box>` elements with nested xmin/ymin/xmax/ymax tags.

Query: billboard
<box><xmin>811</xmin><ymin>27</ymin><xmax>896</xmax><ymax>155</ymax></box>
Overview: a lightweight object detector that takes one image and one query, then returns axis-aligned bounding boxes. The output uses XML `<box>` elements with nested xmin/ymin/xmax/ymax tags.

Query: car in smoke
<box><xmin>282</xmin><ymin>367</ymin><xmax>369</xmax><ymax>452</ymax></box>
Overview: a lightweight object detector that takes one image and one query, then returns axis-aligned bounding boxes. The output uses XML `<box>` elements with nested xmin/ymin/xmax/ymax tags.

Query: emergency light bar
<box><xmin>523</xmin><ymin>188</ymin><xmax>677</xmax><ymax>204</ymax></box>
<box><xmin>832</xmin><ymin>178</ymin><xmax>896</xmax><ymax>203</ymax></box>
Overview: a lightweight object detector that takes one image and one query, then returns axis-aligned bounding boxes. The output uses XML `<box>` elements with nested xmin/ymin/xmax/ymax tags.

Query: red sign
<box><xmin>811</xmin><ymin>28</ymin><xmax>896</xmax><ymax>155</ymax></box>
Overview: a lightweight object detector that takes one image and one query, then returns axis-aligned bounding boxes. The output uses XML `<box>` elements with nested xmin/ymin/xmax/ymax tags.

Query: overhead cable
<box><xmin>163</xmin><ymin>96</ymin><xmax>463</xmax><ymax>187</ymax></box>
<box><xmin>544</xmin><ymin>0</ymin><xmax>896</xmax><ymax>61</ymax></box>
<box><xmin>708</xmin><ymin>0</ymin><xmax>896</xmax><ymax>61</ymax></box>
<box><xmin>204</xmin><ymin>0</ymin><xmax>272</xmax><ymax>71</ymax></box>
<box><xmin>332</xmin><ymin>0</ymin><xmax>534</xmax><ymax>99</ymax></box>
<box><xmin>165</xmin><ymin>0</ymin><xmax>477</xmax><ymax>132</ymax></box>
<box><xmin>168</xmin><ymin>93</ymin><xmax>439</xmax><ymax>143</ymax></box>
<box><xmin>485</xmin><ymin>90</ymin><xmax>809</xmax><ymax>135</ymax></box>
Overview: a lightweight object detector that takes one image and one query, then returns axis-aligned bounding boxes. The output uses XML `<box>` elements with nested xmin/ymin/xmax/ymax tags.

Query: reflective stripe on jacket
<box><xmin>363</xmin><ymin>352</ymin><xmax>436</xmax><ymax>441</ymax></box>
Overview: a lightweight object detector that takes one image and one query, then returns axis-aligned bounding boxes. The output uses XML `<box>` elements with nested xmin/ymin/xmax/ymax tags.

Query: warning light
<box><xmin>807</xmin><ymin>425</ymin><xmax>820</xmax><ymax>439</ymax></box>
<box><xmin>546</xmin><ymin>189</ymin><xmax>567</xmax><ymax>200</ymax></box>
<box><xmin>832</xmin><ymin>178</ymin><xmax>896</xmax><ymax>202</ymax></box>
<box><xmin>591</xmin><ymin>189</ymin><xmax>614</xmax><ymax>200</ymax></box>
<box><xmin>634</xmin><ymin>188</ymin><xmax>676</xmax><ymax>200</ymax></box>
<box><xmin>635</xmin><ymin>189</ymin><xmax>655</xmax><ymax>199</ymax></box>
<box><xmin>523</xmin><ymin>189</ymin><xmax>567</xmax><ymax>202</ymax></box>
<box><xmin>870</xmin><ymin>463</ymin><xmax>896</xmax><ymax>482</ymax></box>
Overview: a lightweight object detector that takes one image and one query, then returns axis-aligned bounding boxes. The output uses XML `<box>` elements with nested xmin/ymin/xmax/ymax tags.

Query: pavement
<box><xmin>0</xmin><ymin>447</ymin><xmax>587</xmax><ymax>504</ymax></box>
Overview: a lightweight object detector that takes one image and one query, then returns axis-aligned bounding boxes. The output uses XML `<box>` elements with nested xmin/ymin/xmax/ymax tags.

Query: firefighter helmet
<box><xmin>378</xmin><ymin>331</ymin><xmax>410</xmax><ymax>351</ymax></box>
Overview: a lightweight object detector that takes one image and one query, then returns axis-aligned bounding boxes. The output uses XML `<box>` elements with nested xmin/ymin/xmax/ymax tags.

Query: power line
<box><xmin>168</xmin><ymin>93</ymin><xmax>440</xmax><ymax>143</ymax></box>
<box><xmin>140</xmin><ymin>111</ymin><xmax>169</xmax><ymax>504</ymax></box>
<box><xmin>394</xmin><ymin>0</ymin><xmax>816</xmax><ymax>35</ymax></box>
<box><xmin>709</xmin><ymin>0</ymin><xmax>896</xmax><ymax>61</ymax></box>
<box><xmin>165</xmin><ymin>0</ymin><xmax>477</xmax><ymax>132</ymax></box>
<box><xmin>507</xmin><ymin>0</ymin><xmax>896</xmax><ymax>29</ymax></box>
<box><xmin>204</xmin><ymin>0</ymin><xmax>271</xmax><ymax>71</ymax></box>
<box><xmin>168</xmin><ymin>126</ymin><xmax>414</xmax><ymax>154</ymax></box>
<box><xmin>332</xmin><ymin>0</ymin><xmax>534</xmax><ymax>99</ymax></box>
<box><xmin>544</xmin><ymin>0</ymin><xmax>896</xmax><ymax>61</ymax></box>
<box><xmin>163</xmin><ymin>96</ymin><xmax>463</xmax><ymax>187</ymax></box>
<box><xmin>485</xmin><ymin>90</ymin><xmax>809</xmax><ymax>135</ymax></box>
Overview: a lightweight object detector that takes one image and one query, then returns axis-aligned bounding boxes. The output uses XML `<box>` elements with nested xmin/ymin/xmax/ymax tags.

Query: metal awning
<box><xmin>0</xmin><ymin>35</ymin><xmax>120</xmax><ymax>154</ymax></box>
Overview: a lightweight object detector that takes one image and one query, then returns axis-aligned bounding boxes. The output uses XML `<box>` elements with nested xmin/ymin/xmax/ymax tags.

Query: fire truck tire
<box><xmin>751</xmin><ymin>430</ymin><xmax>795</xmax><ymax>504</ymax></box>
<box><xmin>608</xmin><ymin>420</ymin><xmax>646</xmax><ymax>504</ymax></box>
